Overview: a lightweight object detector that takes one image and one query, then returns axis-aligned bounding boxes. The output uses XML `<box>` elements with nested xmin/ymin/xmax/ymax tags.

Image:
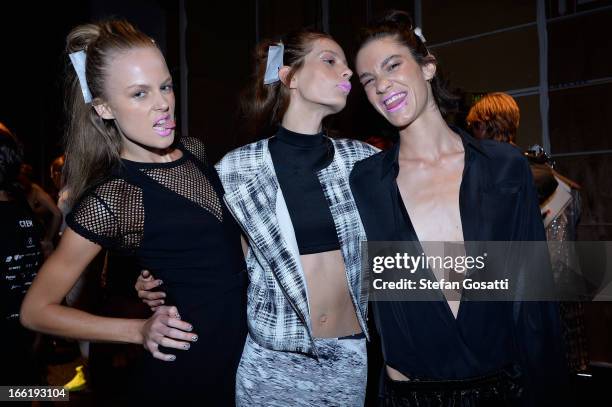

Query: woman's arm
<box><xmin>20</xmin><ymin>227</ymin><xmax>144</xmax><ymax>343</ymax></box>
<box><xmin>20</xmin><ymin>228</ymin><xmax>197</xmax><ymax>361</ymax></box>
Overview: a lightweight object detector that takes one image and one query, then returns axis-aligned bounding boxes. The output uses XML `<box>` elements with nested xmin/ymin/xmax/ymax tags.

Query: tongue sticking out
<box><xmin>155</xmin><ymin>119</ymin><xmax>176</xmax><ymax>129</ymax></box>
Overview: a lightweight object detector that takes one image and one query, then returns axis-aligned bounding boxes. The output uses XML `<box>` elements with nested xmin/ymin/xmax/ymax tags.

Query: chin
<box><xmin>328</xmin><ymin>100</ymin><xmax>347</xmax><ymax>113</ymax></box>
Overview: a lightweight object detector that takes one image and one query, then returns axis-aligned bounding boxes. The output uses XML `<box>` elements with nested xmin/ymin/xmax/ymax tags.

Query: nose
<box><xmin>341</xmin><ymin>66</ymin><xmax>353</xmax><ymax>80</ymax></box>
<box><xmin>154</xmin><ymin>91</ymin><xmax>170</xmax><ymax>111</ymax></box>
<box><xmin>375</xmin><ymin>78</ymin><xmax>392</xmax><ymax>95</ymax></box>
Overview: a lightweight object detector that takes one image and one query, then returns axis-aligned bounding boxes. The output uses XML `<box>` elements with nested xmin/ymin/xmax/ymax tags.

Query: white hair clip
<box><xmin>414</xmin><ymin>27</ymin><xmax>427</xmax><ymax>43</ymax></box>
<box><xmin>69</xmin><ymin>50</ymin><xmax>93</xmax><ymax>103</ymax></box>
<box><xmin>264</xmin><ymin>43</ymin><xmax>284</xmax><ymax>85</ymax></box>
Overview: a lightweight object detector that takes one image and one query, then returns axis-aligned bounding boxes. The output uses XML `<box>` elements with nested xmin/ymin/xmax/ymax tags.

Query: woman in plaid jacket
<box><xmin>137</xmin><ymin>29</ymin><xmax>377</xmax><ymax>406</ymax></box>
<box><xmin>216</xmin><ymin>29</ymin><xmax>378</xmax><ymax>406</ymax></box>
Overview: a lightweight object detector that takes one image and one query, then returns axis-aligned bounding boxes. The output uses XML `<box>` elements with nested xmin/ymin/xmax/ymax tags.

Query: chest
<box><xmin>396</xmin><ymin>158</ymin><xmax>465</xmax><ymax>242</ymax></box>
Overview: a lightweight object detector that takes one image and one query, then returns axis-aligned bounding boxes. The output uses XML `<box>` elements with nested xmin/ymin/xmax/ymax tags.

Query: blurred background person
<box><xmin>0</xmin><ymin>121</ymin><xmax>46</xmax><ymax>386</ymax></box>
<box><xmin>467</xmin><ymin>92</ymin><xmax>589</xmax><ymax>376</ymax></box>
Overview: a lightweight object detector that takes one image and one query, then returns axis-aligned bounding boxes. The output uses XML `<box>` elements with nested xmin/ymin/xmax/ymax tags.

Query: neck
<box><xmin>281</xmin><ymin>97</ymin><xmax>330</xmax><ymax>135</ymax></box>
<box><xmin>397</xmin><ymin>104</ymin><xmax>461</xmax><ymax>162</ymax></box>
<box><xmin>120</xmin><ymin>138</ymin><xmax>178</xmax><ymax>163</ymax></box>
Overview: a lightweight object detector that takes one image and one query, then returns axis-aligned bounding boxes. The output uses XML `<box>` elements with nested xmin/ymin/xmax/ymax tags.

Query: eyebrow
<box><xmin>126</xmin><ymin>77</ymin><xmax>173</xmax><ymax>89</ymax></box>
<box><xmin>358</xmin><ymin>54</ymin><xmax>402</xmax><ymax>80</ymax></box>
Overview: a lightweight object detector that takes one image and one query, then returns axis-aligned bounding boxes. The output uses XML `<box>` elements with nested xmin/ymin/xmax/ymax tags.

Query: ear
<box><xmin>421</xmin><ymin>57</ymin><xmax>437</xmax><ymax>82</ymax></box>
<box><xmin>93</xmin><ymin>100</ymin><xmax>115</xmax><ymax>120</ymax></box>
<box><xmin>278</xmin><ymin>65</ymin><xmax>296</xmax><ymax>89</ymax></box>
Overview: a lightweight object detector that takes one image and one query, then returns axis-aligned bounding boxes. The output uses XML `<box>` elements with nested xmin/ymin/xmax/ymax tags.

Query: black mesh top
<box><xmin>66</xmin><ymin>137</ymin><xmax>247</xmax><ymax>402</ymax></box>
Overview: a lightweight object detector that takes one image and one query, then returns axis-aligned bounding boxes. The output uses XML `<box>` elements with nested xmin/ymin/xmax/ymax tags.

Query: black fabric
<box><xmin>1</xmin><ymin>198</ymin><xmax>43</xmax><ymax>321</ymax></box>
<box><xmin>379</xmin><ymin>365</ymin><xmax>522</xmax><ymax>407</ymax></box>
<box><xmin>0</xmin><ymin>198</ymin><xmax>44</xmax><ymax>385</ymax></box>
<box><xmin>269</xmin><ymin>126</ymin><xmax>340</xmax><ymax>255</ymax></box>
<box><xmin>350</xmin><ymin>128</ymin><xmax>567</xmax><ymax>406</ymax></box>
<box><xmin>66</xmin><ymin>139</ymin><xmax>247</xmax><ymax>404</ymax></box>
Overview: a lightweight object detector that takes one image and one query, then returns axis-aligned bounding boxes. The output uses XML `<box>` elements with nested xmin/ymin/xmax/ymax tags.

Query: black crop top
<box><xmin>269</xmin><ymin>126</ymin><xmax>340</xmax><ymax>255</ymax></box>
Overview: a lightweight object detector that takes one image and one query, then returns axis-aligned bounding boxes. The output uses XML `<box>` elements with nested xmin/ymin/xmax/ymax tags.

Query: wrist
<box><xmin>128</xmin><ymin>319</ymin><xmax>147</xmax><ymax>345</ymax></box>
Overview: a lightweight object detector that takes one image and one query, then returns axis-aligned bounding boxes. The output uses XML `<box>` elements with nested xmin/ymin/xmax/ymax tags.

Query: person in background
<box><xmin>468</xmin><ymin>92</ymin><xmax>589</xmax><ymax>376</ymax></box>
<box><xmin>0</xmin><ymin>122</ymin><xmax>45</xmax><ymax>386</ymax></box>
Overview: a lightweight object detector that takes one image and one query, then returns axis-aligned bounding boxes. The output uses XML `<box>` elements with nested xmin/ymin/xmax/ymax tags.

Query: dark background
<box><xmin>2</xmin><ymin>0</ymin><xmax>611</xmax><ymax>370</ymax></box>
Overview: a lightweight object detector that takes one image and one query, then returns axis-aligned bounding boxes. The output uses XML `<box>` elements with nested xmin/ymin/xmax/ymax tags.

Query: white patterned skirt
<box><xmin>236</xmin><ymin>333</ymin><xmax>367</xmax><ymax>406</ymax></box>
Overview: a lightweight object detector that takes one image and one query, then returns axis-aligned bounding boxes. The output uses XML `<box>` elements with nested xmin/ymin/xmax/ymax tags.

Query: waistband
<box><xmin>338</xmin><ymin>332</ymin><xmax>367</xmax><ymax>340</ymax></box>
<box><xmin>381</xmin><ymin>365</ymin><xmax>523</xmax><ymax>402</ymax></box>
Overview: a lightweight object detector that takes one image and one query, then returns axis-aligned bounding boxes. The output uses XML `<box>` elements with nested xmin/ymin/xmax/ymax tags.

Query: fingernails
<box><xmin>168</xmin><ymin>355</ymin><xmax>176</xmax><ymax>361</ymax></box>
<box><xmin>175</xmin><ymin>314</ymin><xmax>181</xmax><ymax>320</ymax></box>
<box><xmin>183</xmin><ymin>343</ymin><xmax>190</xmax><ymax>350</ymax></box>
<box><xmin>192</xmin><ymin>335</ymin><xmax>198</xmax><ymax>342</ymax></box>
<box><xmin>186</xmin><ymin>325</ymin><xmax>193</xmax><ymax>332</ymax></box>
<box><xmin>157</xmin><ymin>280</ymin><xmax>164</xmax><ymax>286</ymax></box>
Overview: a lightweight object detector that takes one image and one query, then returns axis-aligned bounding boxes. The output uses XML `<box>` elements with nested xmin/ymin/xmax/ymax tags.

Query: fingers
<box><xmin>142</xmin><ymin>306</ymin><xmax>199</xmax><ymax>361</ymax></box>
<box><xmin>135</xmin><ymin>269</ymin><xmax>162</xmax><ymax>290</ymax></box>
<box><xmin>151</xmin><ymin>350</ymin><xmax>176</xmax><ymax>362</ymax></box>
<box><xmin>158</xmin><ymin>336</ymin><xmax>196</xmax><ymax>350</ymax></box>
<box><xmin>136</xmin><ymin>277</ymin><xmax>164</xmax><ymax>292</ymax></box>
<box><xmin>145</xmin><ymin>298</ymin><xmax>166</xmax><ymax>309</ymax></box>
<box><xmin>139</xmin><ymin>289</ymin><xmax>166</xmax><ymax>301</ymax></box>
<box><xmin>157</xmin><ymin>305</ymin><xmax>180</xmax><ymax>318</ymax></box>
<box><xmin>145</xmin><ymin>342</ymin><xmax>177</xmax><ymax>362</ymax></box>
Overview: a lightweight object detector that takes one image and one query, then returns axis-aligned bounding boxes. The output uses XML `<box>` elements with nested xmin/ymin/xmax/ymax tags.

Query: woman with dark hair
<box><xmin>19</xmin><ymin>20</ymin><xmax>247</xmax><ymax>403</ymax></box>
<box><xmin>351</xmin><ymin>10</ymin><xmax>565</xmax><ymax>406</ymax></box>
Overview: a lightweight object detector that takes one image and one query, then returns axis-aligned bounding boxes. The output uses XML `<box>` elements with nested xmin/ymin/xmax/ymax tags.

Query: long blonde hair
<box><xmin>63</xmin><ymin>19</ymin><xmax>157</xmax><ymax>206</ymax></box>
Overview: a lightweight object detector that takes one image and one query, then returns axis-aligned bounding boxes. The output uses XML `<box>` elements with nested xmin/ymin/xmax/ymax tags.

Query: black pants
<box><xmin>379</xmin><ymin>366</ymin><xmax>522</xmax><ymax>407</ymax></box>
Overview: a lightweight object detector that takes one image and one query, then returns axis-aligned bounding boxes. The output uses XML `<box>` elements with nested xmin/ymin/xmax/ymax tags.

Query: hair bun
<box><xmin>378</xmin><ymin>10</ymin><xmax>414</xmax><ymax>31</ymax></box>
<box><xmin>66</xmin><ymin>24</ymin><xmax>100</xmax><ymax>53</ymax></box>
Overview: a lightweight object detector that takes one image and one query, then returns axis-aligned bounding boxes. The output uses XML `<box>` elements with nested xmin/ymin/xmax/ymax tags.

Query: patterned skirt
<box><xmin>236</xmin><ymin>333</ymin><xmax>367</xmax><ymax>406</ymax></box>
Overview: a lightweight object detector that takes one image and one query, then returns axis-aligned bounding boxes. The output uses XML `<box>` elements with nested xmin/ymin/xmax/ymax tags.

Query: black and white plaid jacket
<box><xmin>216</xmin><ymin>136</ymin><xmax>377</xmax><ymax>358</ymax></box>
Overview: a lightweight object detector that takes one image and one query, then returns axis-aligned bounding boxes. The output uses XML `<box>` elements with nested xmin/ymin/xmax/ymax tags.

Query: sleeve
<box><xmin>65</xmin><ymin>191</ymin><xmax>120</xmax><ymax>249</ymax></box>
<box><xmin>513</xmin><ymin>157</ymin><xmax>568</xmax><ymax>406</ymax></box>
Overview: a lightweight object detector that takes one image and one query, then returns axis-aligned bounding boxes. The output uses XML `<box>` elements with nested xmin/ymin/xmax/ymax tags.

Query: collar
<box><xmin>275</xmin><ymin>126</ymin><xmax>327</xmax><ymax>147</ymax></box>
<box><xmin>381</xmin><ymin>125</ymin><xmax>489</xmax><ymax>179</ymax></box>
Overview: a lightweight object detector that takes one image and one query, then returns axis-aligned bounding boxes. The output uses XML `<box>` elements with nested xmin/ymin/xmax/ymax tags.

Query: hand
<box><xmin>135</xmin><ymin>270</ymin><xmax>166</xmax><ymax>311</ymax></box>
<box><xmin>140</xmin><ymin>305</ymin><xmax>199</xmax><ymax>361</ymax></box>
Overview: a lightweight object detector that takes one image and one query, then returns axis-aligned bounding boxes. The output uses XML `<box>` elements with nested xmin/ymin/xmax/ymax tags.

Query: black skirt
<box><xmin>379</xmin><ymin>365</ymin><xmax>523</xmax><ymax>407</ymax></box>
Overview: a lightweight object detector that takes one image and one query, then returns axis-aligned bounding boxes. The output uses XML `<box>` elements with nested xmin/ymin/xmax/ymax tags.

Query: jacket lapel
<box><xmin>222</xmin><ymin>141</ymin><xmax>311</xmax><ymax>331</ymax></box>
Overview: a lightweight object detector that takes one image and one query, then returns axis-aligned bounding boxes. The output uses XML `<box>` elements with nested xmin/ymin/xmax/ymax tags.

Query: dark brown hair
<box><xmin>357</xmin><ymin>10</ymin><xmax>458</xmax><ymax>116</ymax></box>
<box><xmin>241</xmin><ymin>28</ymin><xmax>333</xmax><ymax>138</ymax></box>
<box><xmin>63</xmin><ymin>19</ymin><xmax>157</xmax><ymax>206</ymax></box>
<box><xmin>0</xmin><ymin>122</ymin><xmax>23</xmax><ymax>192</ymax></box>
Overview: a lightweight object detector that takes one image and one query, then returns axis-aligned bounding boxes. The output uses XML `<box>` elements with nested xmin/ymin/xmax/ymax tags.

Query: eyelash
<box><xmin>323</xmin><ymin>58</ymin><xmax>335</xmax><ymax>65</ymax></box>
<box><xmin>133</xmin><ymin>84</ymin><xmax>173</xmax><ymax>99</ymax></box>
<box><xmin>361</xmin><ymin>61</ymin><xmax>401</xmax><ymax>86</ymax></box>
